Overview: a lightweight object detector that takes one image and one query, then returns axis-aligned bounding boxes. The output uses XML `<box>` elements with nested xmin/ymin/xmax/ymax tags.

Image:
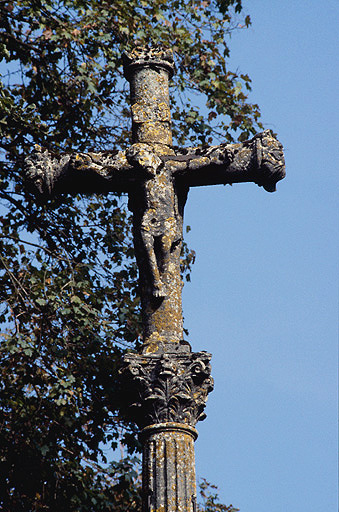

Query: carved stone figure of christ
<box><xmin>126</xmin><ymin>143</ymin><xmax>184</xmax><ymax>300</ymax></box>
<box><xmin>25</xmin><ymin>47</ymin><xmax>285</xmax><ymax>355</ymax></box>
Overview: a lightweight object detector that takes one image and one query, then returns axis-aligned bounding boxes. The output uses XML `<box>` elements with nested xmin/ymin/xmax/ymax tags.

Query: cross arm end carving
<box><xmin>24</xmin><ymin>145</ymin><xmax>135</xmax><ymax>196</ymax></box>
<box><xmin>166</xmin><ymin>130</ymin><xmax>285</xmax><ymax>192</ymax></box>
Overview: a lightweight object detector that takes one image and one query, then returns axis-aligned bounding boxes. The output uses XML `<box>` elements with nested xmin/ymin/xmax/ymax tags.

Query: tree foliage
<box><xmin>0</xmin><ymin>0</ymin><xmax>261</xmax><ymax>509</ymax></box>
<box><xmin>198</xmin><ymin>479</ymin><xmax>240</xmax><ymax>512</ymax></box>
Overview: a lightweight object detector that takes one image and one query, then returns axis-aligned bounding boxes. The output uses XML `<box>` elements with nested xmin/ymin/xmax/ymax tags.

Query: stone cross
<box><xmin>25</xmin><ymin>47</ymin><xmax>285</xmax><ymax>512</ymax></box>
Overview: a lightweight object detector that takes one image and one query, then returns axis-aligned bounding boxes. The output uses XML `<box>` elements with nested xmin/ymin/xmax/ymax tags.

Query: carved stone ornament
<box><xmin>121</xmin><ymin>348</ymin><xmax>214</xmax><ymax>429</ymax></box>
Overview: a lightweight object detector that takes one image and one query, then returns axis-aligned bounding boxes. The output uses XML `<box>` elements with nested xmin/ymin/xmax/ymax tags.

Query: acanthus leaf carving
<box><xmin>121</xmin><ymin>350</ymin><xmax>214</xmax><ymax>428</ymax></box>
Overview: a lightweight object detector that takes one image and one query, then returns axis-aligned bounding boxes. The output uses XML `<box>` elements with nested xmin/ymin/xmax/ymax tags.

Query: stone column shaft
<box><xmin>141</xmin><ymin>424</ymin><xmax>197</xmax><ymax>512</ymax></box>
<box><xmin>124</xmin><ymin>47</ymin><xmax>174</xmax><ymax>148</ymax></box>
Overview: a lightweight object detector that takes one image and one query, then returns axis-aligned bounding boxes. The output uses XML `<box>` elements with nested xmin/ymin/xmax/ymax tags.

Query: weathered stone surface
<box><xmin>24</xmin><ymin>145</ymin><xmax>133</xmax><ymax>195</ymax></box>
<box><xmin>141</xmin><ymin>423</ymin><xmax>197</xmax><ymax>512</ymax></box>
<box><xmin>121</xmin><ymin>348</ymin><xmax>214</xmax><ymax>428</ymax></box>
<box><xmin>24</xmin><ymin>130</ymin><xmax>285</xmax><ymax>348</ymax></box>
<box><xmin>123</xmin><ymin>47</ymin><xmax>174</xmax><ymax>148</ymax></box>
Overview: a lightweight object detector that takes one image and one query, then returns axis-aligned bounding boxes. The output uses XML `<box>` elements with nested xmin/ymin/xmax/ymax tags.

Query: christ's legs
<box><xmin>158</xmin><ymin>231</ymin><xmax>174</xmax><ymax>277</ymax></box>
<box><xmin>141</xmin><ymin>229</ymin><xmax>167</xmax><ymax>298</ymax></box>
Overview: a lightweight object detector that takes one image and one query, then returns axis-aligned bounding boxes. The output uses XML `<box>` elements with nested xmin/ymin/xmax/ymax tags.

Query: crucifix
<box><xmin>25</xmin><ymin>47</ymin><xmax>285</xmax><ymax>512</ymax></box>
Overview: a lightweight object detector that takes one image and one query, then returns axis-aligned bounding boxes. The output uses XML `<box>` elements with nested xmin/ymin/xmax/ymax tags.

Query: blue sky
<box><xmin>183</xmin><ymin>1</ymin><xmax>338</xmax><ymax>511</ymax></box>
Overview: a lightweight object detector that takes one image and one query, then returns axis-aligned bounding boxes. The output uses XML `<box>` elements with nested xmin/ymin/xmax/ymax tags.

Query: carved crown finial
<box><xmin>123</xmin><ymin>46</ymin><xmax>175</xmax><ymax>79</ymax></box>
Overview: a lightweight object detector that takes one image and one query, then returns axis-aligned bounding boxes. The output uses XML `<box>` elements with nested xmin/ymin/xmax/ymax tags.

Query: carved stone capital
<box><xmin>121</xmin><ymin>348</ymin><xmax>214</xmax><ymax>428</ymax></box>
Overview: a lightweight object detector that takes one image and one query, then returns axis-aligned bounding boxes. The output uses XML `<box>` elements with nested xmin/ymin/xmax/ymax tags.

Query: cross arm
<box><xmin>163</xmin><ymin>130</ymin><xmax>285</xmax><ymax>192</ymax></box>
<box><xmin>24</xmin><ymin>145</ymin><xmax>139</xmax><ymax>196</ymax></box>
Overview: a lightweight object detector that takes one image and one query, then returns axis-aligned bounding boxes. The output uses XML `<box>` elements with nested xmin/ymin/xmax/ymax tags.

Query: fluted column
<box><xmin>141</xmin><ymin>423</ymin><xmax>197</xmax><ymax>512</ymax></box>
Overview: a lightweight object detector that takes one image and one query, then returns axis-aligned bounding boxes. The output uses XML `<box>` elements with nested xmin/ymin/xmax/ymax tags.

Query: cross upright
<box><xmin>25</xmin><ymin>47</ymin><xmax>285</xmax><ymax>512</ymax></box>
